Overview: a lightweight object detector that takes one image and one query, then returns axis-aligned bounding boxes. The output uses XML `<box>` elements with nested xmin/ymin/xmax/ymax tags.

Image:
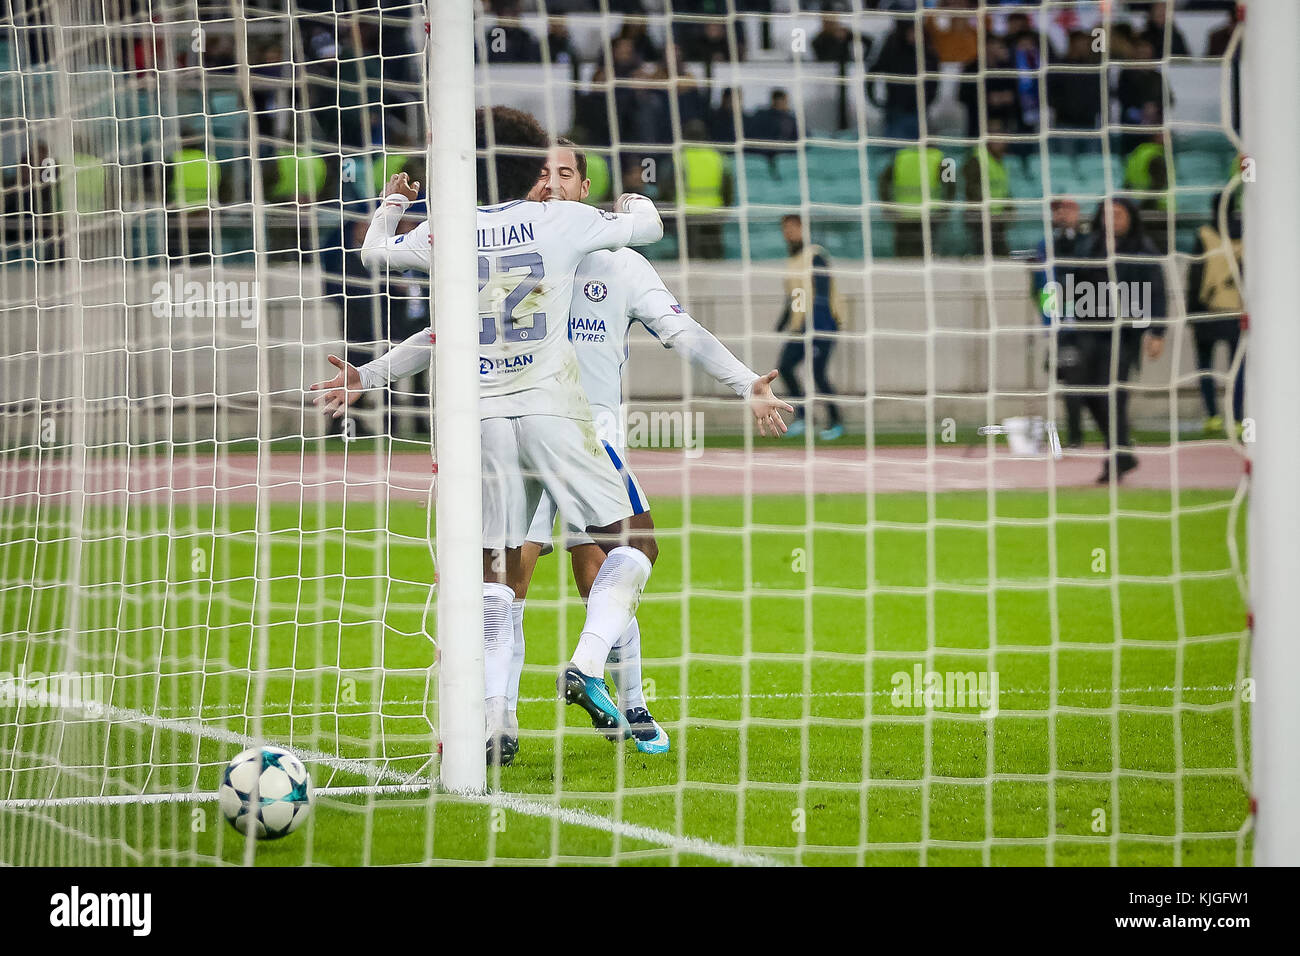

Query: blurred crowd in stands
<box><xmin>2</xmin><ymin>0</ymin><xmax>1242</xmax><ymax>267</ymax></box>
<box><xmin>0</xmin><ymin>0</ymin><xmax>1247</xmax><ymax>445</ymax></box>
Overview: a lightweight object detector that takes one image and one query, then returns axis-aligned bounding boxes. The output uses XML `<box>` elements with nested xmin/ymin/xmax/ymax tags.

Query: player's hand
<box><xmin>310</xmin><ymin>354</ymin><xmax>365</xmax><ymax>418</ymax></box>
<box><xmin>383</xmin><ymin>172</ymin><xmax>420</xmax><ymax>202</ymax></box>
<box><xmin>1144</xmin><ymin>333</ymin><xmax>1165</xmax><ymax>361</ymax></box>
<box><xmin>748</xmin><ymin>370</ymin><xmax>793</xmax><ymax>438</ymax></box>
<box><xmin>614</xmin><ymin>192</ymin><xmax>647</xmax><ymax>213</ymax></box>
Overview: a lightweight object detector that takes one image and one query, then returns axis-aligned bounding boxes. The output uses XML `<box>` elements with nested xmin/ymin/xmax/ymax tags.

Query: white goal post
<box><xmin>430</xmin><ymin>0</ymin><xmax>485</xmax><ymax>796</ymax></box>
<box><xmin>1243</xmin><ymin>0</ymin><xmax>1300</xmax><ymax>867</ymax></box>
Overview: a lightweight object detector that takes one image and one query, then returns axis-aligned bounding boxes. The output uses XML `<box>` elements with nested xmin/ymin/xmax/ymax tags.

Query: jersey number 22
<box><xmin>478</xmin><ymin>252</ymin><xmax>546</xmax><ymax>345</ymax></box>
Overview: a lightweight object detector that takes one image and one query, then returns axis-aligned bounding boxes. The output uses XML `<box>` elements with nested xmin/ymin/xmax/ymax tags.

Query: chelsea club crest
<box><xmin>583</xmin><ymin>280</ymin><xmax>608</xmax><ymax>302</ymax></box>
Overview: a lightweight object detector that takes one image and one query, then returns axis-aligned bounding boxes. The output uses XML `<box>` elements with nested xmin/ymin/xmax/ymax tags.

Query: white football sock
<box><xmin>606</xmin><ymin>617</ymin><xmax>645</xmax><ymax>712</ymax></box>
<box><xmin>506</xmin><ymin>599</ymin><xmax>525</xmax><ymax>731</ymax></box>
<box><xmin>483</xmin><ymin>582</ymin><xmax>515</xmax><ymax>733</ymax></box>
<box><xmin>571</xmin><ymin>547</ymin><xmax>652</xmax><ymax>678</ymax></box>
<box><xmin>486</xmin><ymin>695</ymin><xmax>509</xmax><ymax>741</ymax></box>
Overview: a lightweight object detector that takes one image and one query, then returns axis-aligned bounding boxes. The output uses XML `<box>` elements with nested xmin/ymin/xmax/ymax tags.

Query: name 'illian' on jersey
<box><xmin>360</xmin><ymin>192</ymin><xmax>664</xmax><ymax>421</ymax></box>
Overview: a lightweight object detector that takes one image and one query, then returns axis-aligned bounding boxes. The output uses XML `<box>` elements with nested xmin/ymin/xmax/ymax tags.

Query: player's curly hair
<box><xmin>476</xmin><ymin>106</ymin><xmax>548</xmax><ymax>203</ymax></box>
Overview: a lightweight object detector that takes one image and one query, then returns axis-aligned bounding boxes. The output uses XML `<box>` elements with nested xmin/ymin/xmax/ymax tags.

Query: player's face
<box><xmin>781</xmin><ymin>218</ymin><xmax>803</xmax><ymax>246</ymax></box>
<box><xmin>1107</xmin><ymin>201</ymin><xmax>1131</xmax><ymax>238</ymax></box>
<box><xmin>528</xmin><ymin>147</ymin><xmax>590</xmax><ymax>203</ymax></box>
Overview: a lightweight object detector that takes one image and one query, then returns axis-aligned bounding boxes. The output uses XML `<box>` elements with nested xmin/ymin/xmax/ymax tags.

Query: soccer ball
<box><xmin>217</xmin><ymin>745</ymin><xmax>314</xmax><ymax>839</ymax></box>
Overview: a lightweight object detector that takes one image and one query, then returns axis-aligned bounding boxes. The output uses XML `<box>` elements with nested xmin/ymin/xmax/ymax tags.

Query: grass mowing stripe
<box><xmin>1</xmin><ymin>684</ymin><xmax>776</xmax><ymax>866</ymax></box>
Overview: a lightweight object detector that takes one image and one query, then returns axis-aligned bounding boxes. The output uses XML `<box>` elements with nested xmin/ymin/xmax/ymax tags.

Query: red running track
<box><xmin>1</xmin><ymin>442</ymin><xmax>1247</xmax><ymax>509</ymax></box>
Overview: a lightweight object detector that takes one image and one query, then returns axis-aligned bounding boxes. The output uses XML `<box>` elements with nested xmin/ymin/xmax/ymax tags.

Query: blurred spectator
<box><xmin>959</xmin><ymin>36</ymin><xmax>1017</xmax><ymax>138</ymax></box>
<box><xmin>1121</xmin><ymin>129</ymin><xmax>1174</xmax><ymax>251</ymax></box>
<box><xmin>813</xmin><ymin>15</ymin><xmax>873</xmax><ymax>65</ymax></box>
<box><xmin>613</xmin><ymin>20</ymin><xmax>661</xmax><ymax>64</ymax></box>
<box><xmin>630</xmin><ymin>61</ymin><xmax>675</xmax><ymax>192</ymax></box>
<box><xmin>482</xmin><ymin>0</ymin><xmax>542</xmax><ymax>63</ymax></box>
<box><xmin>573</xmin><ymin>66</ymin><xmax>613</xmax><ymax>146</ymax></box>
<box><xmin>870</xmin><ymin>20</ymin><xmax>939</xmax><ymax>141</ymax></box>
<box><xmin>746</xmin><ymin>89</ymin><xmax>799</xmax><ymax>172</ymax></box>
<box><xmin>166</xmin><ymin>131</ymin><xmax>229</xmax><ymax>261</ymax></box>
<box><xmin>710</xmin><ymin>88</ymin><xmax>741</xmax><ymax>144</ymax></box>
<box><xmin>674</xmin><ymin>1</ymin><xmax>742</xmax><ymax>63</ymax></box>
<box><xmin>1008</xmin><ymin>28</ymin><xmax>1043</xmax><ymax>143</ymax></box>
<box><xmin>672</xmin><ymin>118</ymin><xmax>733</xmax><ymax>259</ymax></box>
<box><xmin>1001</xmin><ymin>12</ymin><xmax>1043</xmax><ymax>52</ymax></box>
<box><xmin>1185</xmin><ymin>190</ymin><xmax>1245</xmax><ymax>433</ymax></box>
<box><xmin>1115</xmin><ymin>38</ymin><xmax>1172</xmax><ymax>154</ymax></box>
<box><xmin>924</xmin><ymin>3</ymin><xmax>978</xmax><ymax>66</ymax></box>
<box><xmin>579</xmin><ymin>148</ymin><xmax>612</xmax><ymax>205</ymax></box>
<box><xmin>545</xmin><ymin>17</ymin><xmax>577</xmax><ymax>64</ymax></box>
<box><xmin>777</xmin><ymin>214</ymin><xmax>844</xmax><ymax>441</ymax></box>
<box><xmin>878</xmin><ymin>139</ymin><xmax>952</xmax><ymax>257</ymax></box>
<box><xmin>251</xmin><ymin>38</ymin><xmax>288</xmax><ymax>139</ymax></box>
<box><xmin>1068</xmin><ymin>198</ymin><xmax>1168</xmax><ymax>483</ymax></box>
<box><xmin>961</xmin><ymin>122</ymin><xmax>1011</xmax><ymax>257</ymax></box>
<box><xmin>1048</xmin><ymin>30</ymin><xmax>1103</xmax><ymax>153</ymax></box>
<box><xmin>1140</xmin><ymin>3</ymin><xmax>1189</xmax><ymax>57</ymax></box>
<box><xmin>611</xmin><ymin>34</ymin><xmax>642</xmax><ymax>77</ymax></box>
<box><xmin>264</xmin><ymin>142</ymin><xmax>332</xmax><ymax>206</ymax></box>
<box><xmin>168</xmin><ymin>132</ymin><xmax>223</xmax><ymax>210</ymax></box>
<box><xmin>1108</xmin><ymin>22</ymin><xmax>1140</xmax><ymax>61</ymax></box>
<box><xmin>1031</xmin><ymin>198</ymin><xmax>1087</xmax><ymax>448</ymax></box>
<box><xmin>676</xmin><ymin>73</ymin><xmax>712</xmax><ymax>134</ymax></box>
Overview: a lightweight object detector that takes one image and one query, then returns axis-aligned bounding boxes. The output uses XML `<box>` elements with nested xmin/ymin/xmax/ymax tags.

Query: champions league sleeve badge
<box><xmin>583</xmin><ymin>280</ymin><xmax>608</xmax><ymax>302</ymax></box>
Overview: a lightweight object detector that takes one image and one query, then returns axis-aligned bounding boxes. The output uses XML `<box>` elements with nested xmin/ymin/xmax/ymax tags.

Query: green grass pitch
<box><xmin>0</xmin><ymin>487</ymin><xmax>1250</xmax><ymax>865</ymax></box>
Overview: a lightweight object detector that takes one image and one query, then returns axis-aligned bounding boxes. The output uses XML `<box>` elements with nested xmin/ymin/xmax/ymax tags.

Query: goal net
<box><xmin>0</xmin><ymin>0</ymin><xmax>1259</xmax><ymax>866</ymax></box>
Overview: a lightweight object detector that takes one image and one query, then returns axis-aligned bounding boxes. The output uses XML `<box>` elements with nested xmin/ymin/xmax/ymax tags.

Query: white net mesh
<box><xmin>1</xmin><ymin>0</ymin><xmax>1252</xmax><ymax>866</ymax></box>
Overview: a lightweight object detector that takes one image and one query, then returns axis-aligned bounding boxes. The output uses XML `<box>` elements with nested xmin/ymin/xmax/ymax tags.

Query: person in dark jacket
<box><xmin>1063</xmin><ymin>198</ymin><xmax>1167</xmax><ymax>482</ymax></box>
<box><xmin>1185</xmin><ymin>191</ymin><xmax>1245</xmax><ymax>432</ymax></box>
<box><xmin>870</xmin><ymin>21</ymin><xmax>939</xmax><ymax>141</ymax></box>
<box><xmin>1032</xmin><ymin>198</ymin><xmax>1087</xmax><ymax>448</ymax></box>
<box><xmin>1048</xmin><ymin>31</ymin><xmax>1104</xmax><ymax>155</ymax></box>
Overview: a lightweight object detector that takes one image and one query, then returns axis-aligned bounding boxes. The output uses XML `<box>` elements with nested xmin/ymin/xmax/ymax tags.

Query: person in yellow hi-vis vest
<box><xmin>166</xmin><ymin>135</ymin><xmax>225</xmax><ymax>260</ymax></box>
<box><xmin>580</xmin><ymin>150</ymin><xmax>611</xmax><ymax>206</ymax></box>
<box><xmin>879</xmin><ymin>140</ymin><xmax>952</xmax><ymax>257</ymax></box>
<box><xmin>675</xmin><ymin>119</ymin><xmax>734</xmax><ymax>259</ymax></box>
<box><xmin>777</xmin><ymin>214</ymin><xmax>847</xmax><ymax>439</ymax></box>
<box><xmin>168</xmin><ymin>140</ymin><xmax>221</xmax><ymax>210</ymax></box>
<box><xmin>1122</xmin><ymin>131</ymin><xmax>1174</xmax><ymax>252</ymax></box>
<box><xmin>63</xmin><ymin>153</ymin><xmax>107</xmax><ymax>215</ymax></box>
<box><xmin>1185</xmin><ymin>190</ymin><xmax>1244</xmax><ymax>434</ymax></box>
<box><xmin>961</xmin><ymin>131</ymin><xmax>1011</xmax><ymax>257</ymax></box>
<box><xmin>267</xmin><ymin>147</ymin><xmax>329</xmax><ymax>203</ymax></box>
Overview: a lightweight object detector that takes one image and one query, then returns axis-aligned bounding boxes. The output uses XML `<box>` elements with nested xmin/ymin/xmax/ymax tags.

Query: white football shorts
<box><xmin>481</xmin><ymin>414</ymin><xmax>634</xmax><ymax>552</ymax></box>
<box><xmin>526</xmin><ymin>439</ymin><xmax>648</xmax><ymax>555</ymax></box>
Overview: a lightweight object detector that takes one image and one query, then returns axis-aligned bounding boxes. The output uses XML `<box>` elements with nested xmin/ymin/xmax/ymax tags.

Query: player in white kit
<box><xmin>509</xmin><ymin>142</ymin><xmax>791</xmax><ymax>754</ymax></box>
<box><xmin>313</xmin><ymin>108</ymin><xmax>665</xmax><ymax>766</ymax></box>
<box><xmin>316</xmin><ymin>139</ymin><xmax>791</xmax><ymax>758</ymax></box>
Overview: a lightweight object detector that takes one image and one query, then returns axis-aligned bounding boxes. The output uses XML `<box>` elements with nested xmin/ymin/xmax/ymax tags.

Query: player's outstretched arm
<box><xmin>747</xmin><ymin>369</ymin><xmax>793</xmax><ymax>437</ymax></box>
<box><xmin>310</xmin><ymin>326</ymin><xmax>437</xmax><ymax>418</ymax></box>
<box><xmin>628</xmin><ymin>253</ymin><xmax>792</xmax><ymax>436</ymax></box>
<box><xmin>359</xmin><ymin>172</ymin><xmax>430</xmax><ymax>273</ymax></box>
<box><xmin>310</xmin><ymin>355</ymin><xmax>366</xmax><ymax>419</ymax></box>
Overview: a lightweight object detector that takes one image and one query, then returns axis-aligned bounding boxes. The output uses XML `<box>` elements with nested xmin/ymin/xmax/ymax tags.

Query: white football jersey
<box><xmin>368</xmin><ymin>197</ymin><xmax>657</xmax><ymax>420</ymax></box>
<box><xmin>476</xmin><ymin>199</ymin><xmax>655</xmax><ymax>420</ymax></box>
<box><xmin>568</xmin><ymin>248</ymin><xmax>685</xmax><ymax>446</ymax></box>
<box><xmin>356</xmin><ymin>198</ymin><xmax>758</xmax><ymax>438</ymax></box>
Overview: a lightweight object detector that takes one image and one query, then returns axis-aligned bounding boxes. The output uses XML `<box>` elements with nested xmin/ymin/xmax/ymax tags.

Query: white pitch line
<box><xmin>145</xmin><ymin>683</ymin><xmax>1239</xmax><ymax>716</ymax></box>
<box><xmin>0</xmin><ymin>687</ymin><xmax>778</xmax><ymax>866</ymax></box>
